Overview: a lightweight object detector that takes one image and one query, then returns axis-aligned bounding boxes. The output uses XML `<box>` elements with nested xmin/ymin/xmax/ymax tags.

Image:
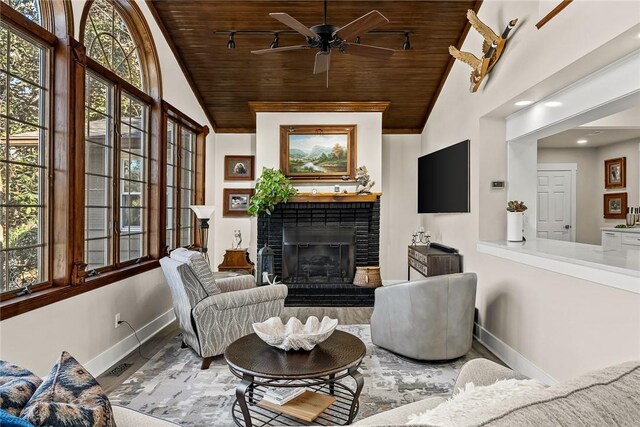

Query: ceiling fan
<box><xmin>251</xmin><ymin>0</ymin><xmax>395</xmax><ymax>76</ymax></box>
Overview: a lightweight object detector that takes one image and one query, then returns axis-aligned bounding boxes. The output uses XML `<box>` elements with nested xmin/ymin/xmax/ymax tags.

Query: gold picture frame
<box><xmin>279</xmin><ymin>125</ymin><xmax>356</xmax><ymax>182</ymax></box>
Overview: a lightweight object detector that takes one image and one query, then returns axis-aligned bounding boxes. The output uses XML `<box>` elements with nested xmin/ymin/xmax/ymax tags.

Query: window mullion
<box><xmin>175</xmin><ymin>123</ymin><xmax>182</xmax><ymax>247</ymax></box>
<box><xmin>112</xmin><ymin>85</ymin><xmax>122</xmax><ymax>268</ymax></box>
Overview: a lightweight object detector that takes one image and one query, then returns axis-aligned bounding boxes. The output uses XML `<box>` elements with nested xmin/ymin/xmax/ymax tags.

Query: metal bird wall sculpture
<box><xmin>449</xmin><ymin>10</ymin><xmax>518</xmax><ymax>92</ymax></box>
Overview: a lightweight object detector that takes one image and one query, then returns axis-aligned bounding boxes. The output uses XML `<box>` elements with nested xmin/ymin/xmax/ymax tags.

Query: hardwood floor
<box><xmin>98</xmin><ymin>309</ymin><xmax>504</xmax><ymax>394</ymax></box>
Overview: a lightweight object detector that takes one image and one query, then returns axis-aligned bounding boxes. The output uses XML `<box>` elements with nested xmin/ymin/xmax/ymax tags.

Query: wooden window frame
<box><xmin>161</xmin><ymin>101</ymin><xmax>208</xmax><ymax>255</ymax></box>
<box><xmin>0</xmin><ymin>0</ymin><xmax>169</xmax><ymax>320</ymax></box>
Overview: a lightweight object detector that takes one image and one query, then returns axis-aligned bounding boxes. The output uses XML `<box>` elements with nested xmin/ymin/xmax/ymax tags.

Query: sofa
<box><xmin>356</xmin><ymin>358</ymin><xmax>640</xmax><ymax>426</ymax></box>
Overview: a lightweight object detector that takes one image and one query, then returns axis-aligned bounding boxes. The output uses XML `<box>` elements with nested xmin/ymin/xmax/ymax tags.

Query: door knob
<box><xmin>564</xmin><ymin>225</ymin><xmax>571</xmax><ymax>229</ymax></box>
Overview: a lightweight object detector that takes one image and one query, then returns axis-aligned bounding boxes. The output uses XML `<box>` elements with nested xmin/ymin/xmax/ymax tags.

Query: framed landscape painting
<box><xmin>604</xmin><ymin>157</ymin><xmax>626</xmax><ymax>189</ymax></box>
<box><xmin>223</xmin><ymin>188</ymin><xmax>253</xmax><ymax>217</ymax></box>
<box><xmin>603</xmin><ymin>192</ymin><xmax>627</xmax><ymax>219</ymax></box>
<box><xmin>280</xmin><ymin>125</ymin><xmax>356</xmax><ymax>181</ymax></box>
<box><xmin>224</xmin><ymin>155</ymin><xmax>254</xmax><ymax>181</ymax></box>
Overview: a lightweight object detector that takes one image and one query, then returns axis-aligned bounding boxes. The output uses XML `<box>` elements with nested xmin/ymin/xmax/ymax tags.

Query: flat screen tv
<box><xmin>418</xmin><ymin>140</ymin><xmax>470</xmax><ymax>213</ymax></box>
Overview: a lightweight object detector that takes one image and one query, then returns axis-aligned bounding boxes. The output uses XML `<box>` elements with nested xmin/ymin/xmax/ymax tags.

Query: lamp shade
<box><xmin>190</xmin><ymin>205</ymin><xmax>216</xmax><ymax>219</ymax></box>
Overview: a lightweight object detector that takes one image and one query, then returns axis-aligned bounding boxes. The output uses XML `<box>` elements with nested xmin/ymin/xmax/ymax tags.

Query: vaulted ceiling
<box><xmin>148</xmin><ymin>0</ymin><xmax>481</xmax><ymax>133</ymax></box>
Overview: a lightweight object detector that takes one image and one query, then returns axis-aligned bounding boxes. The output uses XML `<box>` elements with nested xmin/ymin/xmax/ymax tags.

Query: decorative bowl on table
<box><xmin>252</xmin><ymin>316</ymin><xmax>339</xmax><ymax>351</ymax></box>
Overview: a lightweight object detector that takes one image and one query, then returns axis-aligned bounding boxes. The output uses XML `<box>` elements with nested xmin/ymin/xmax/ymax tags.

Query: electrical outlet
<box><xmin>115</xmin><ymin>313</ymin><xmax>121</xmax><ymax>329</ymax></box>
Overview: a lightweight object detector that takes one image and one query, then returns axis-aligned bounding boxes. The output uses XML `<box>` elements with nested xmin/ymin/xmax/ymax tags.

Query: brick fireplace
<box><xmin>257</xmin><ymin>195</ymin><xmax>380</xmax><ymax>306</ymax></box>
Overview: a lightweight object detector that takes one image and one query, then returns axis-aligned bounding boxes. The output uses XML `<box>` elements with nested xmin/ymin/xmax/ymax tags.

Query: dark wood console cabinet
<box><xmin>408</xmin><ymin>244</ymin><xmax>461</xmax><ymax>280</ymax></box>
<box><xmin>218</xmin><ymin>249</ymin><xmax>255</xmax><ymax>275</ymax></box>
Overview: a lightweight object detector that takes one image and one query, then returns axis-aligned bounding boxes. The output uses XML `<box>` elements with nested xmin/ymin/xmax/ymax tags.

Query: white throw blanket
<box><xmin>406</xmin><ymin>379</ymin><xmax>546</xmax><ymax>426</ymax></box>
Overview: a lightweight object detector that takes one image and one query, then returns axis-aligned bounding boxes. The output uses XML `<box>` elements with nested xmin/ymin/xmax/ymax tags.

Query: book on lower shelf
<box><xmin>258</xmin><ymin>390</ymin><xmax>337</xmax><ymax>422</ymax></box>
<box><xmin>262</xmin><ymin>387</ymin><xmax>306</xmax><ymax>405</ymax></box>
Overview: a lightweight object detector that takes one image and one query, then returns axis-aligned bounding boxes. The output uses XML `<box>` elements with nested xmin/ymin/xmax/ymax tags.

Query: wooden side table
<box><xmin>218</xmin><ymin>249</ymin><xmax>255</xmax><ymax>275</ymax></box>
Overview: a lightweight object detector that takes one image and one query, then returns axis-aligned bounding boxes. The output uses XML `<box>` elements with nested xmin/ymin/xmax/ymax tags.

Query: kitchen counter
<box><xmin>601</xmin><ymin>227</ymin><xmax>640</xmax><ymax>234</ymax></box>
<box><xmin>477</xmin><ymin>238</ymin><xmax>640</xmax><ymax>295</ymax></box>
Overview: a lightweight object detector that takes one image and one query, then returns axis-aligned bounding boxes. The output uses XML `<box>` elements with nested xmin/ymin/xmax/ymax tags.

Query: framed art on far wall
<box><xmin>604</xmin><ymin>157</ymin><xmax>626</xmax><ymax>189</ymax></box>
<box><xmin>280</xmin><ymin>125</ymin><xmax>356</xmax><ymax>182</ymax></box>
<box><xmin>603</xmin><ymin>192</ymin><xmax>627</xmax><ymax>219</ymax></box>
<box><xmin>223</xmin><ymin>188</ymin><xmax>253</xmax><ymax>217</ymax></box>
<box><xmin>224</xmin><ymin>155</ymin><xmax>254</xmax><ymax>181</ymax></box>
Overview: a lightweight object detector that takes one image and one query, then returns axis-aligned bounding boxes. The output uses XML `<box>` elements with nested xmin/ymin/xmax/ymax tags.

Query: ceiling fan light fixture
<box><xmin>227</xmin><ymin>32</ymin><xmax>235</xmax><ymax>49</ymax></box>
<box><xmin>270</xmin><ymin>33</ymin><xmax>279</xmax><ymax>49</ymax></box>
<box><xmin>402</xmin><ymin>32</ymin><xmax>411</xmax><ymax>50</ymax></box>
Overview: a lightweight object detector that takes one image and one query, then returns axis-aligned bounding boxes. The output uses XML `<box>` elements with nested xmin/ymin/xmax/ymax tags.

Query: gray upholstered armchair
<box><xmin>159</xmin><ymin>249</ymin><xmax>288</xmax><ymax>369</ymax></box>
<box><xmin>370</xmin><ymin>272</ymin><xmax>477</xmax><ymax>361</ymax></box>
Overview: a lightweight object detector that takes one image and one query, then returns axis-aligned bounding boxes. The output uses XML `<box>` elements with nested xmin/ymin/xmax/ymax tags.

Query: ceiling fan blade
<box><xmin>313</xmin><ymin>51</ymin><xmax>331</xmax><ymax>75</ymax></box>
<box><xmin>251</xmin><ymin>45</ymin><xmax>311</xmax><ymax>55</ymax></box>
<box><xmin>333</xmin><ymin>10</ymin><xmax>389</xmax><ymax>41</ymax></box>
<box><xmin>270</xmin><ymin>13</ymin><xmax>318</xmax><ymax>39</ymax></box>
<box><xmin>341</xmin><ymin>42</ymin><xmax>395</xmax><ymax>60</ymax></box>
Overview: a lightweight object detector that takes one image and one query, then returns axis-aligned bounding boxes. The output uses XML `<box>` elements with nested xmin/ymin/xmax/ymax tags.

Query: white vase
<box><xmin>507</xmin><ymin>211</ymin><xmax>524</xmax><ymax>242</ymax></box>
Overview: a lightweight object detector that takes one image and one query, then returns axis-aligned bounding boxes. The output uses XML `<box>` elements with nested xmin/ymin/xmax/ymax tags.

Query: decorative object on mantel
<box><xmin>355</xmin><ymin>165</ymin><xmax>375</xmax><ymax>194</ymax></box>
<box><xmin>224</xmin><ymin>155</ymin><xmax>254</xmax><ymax>181</ymax></box>
<box><xmin>353</xmin><ymin>267</ymin><xmax>382</xmax><ymax>288</ymax></box>
<box><xmin>506</xmin><ymin>200</ymin><xmax>527</xmax><ymax>242</ymax></box>
<box><xmin>604</xmin><ymin>192</ymin><xmax>627</xmax><ymax>219</ymax></box>
<box><xmin>604</xmin><ymin>157</ymin><xmax>626</xmax><ymax>189</ymax></box>
<box><xmin>449</xmin><ymin>10</ymin><xmax>518</xmax><ymax>93</ymax></box>
<box><xmin>190</xmin><ymin>205</ymin><xmax>216</xmax><ymax>263</ymax></box>
<box><xmin>412</xmin><ymin>227</ymin><xmax>431</xmax><ymax>246</ymax></box>
<box><xmin>252</xmin><ymin>316</ymin><xmax>338</xmax><ymax>351</ymax></box>
<box><xmin>280</xmin><ymin>125</ymin><xmax>356</xmax><ymax>182</ymax></box>
<box><xmin>248</xmin><ymin>167</ymin><xmax>297</xmax><ymax>216</ymax></box>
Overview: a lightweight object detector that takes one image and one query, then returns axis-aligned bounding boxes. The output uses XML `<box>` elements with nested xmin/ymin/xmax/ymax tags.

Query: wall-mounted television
<box><xmin>418</xmin><ymin>140</ymin><xmax>470</xmax><ymax>213</ymax></box>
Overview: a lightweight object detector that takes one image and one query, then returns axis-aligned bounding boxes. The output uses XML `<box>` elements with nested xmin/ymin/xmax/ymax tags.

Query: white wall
<box><xmin>0</xmin><ymin>0</ymin><xmax>214</xmax><ymax>376</ymax></box>
<box><xmin>421</xmin><ymin>0</ymin><xmax>640</xmax><ymax>381</ymax></box>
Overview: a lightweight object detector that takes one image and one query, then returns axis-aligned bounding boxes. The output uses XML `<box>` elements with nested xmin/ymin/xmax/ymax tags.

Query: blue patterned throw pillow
<box><xmin>0</xmin><ymin>361</ymin><xmax>43</xmax><ymax>417</ymax></box>
<box><xmin>20</xmin><ymin>352</ymin><xmax>115</xmax><ymax>427</ymax></box>
<box><xmin>0</xmin><ymin>409</ymin><xmax>34</xmax><ymax>426</ymax></box>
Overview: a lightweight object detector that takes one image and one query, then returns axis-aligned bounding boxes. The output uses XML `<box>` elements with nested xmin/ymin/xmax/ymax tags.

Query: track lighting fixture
<box><xmin>355</xmin><ymin>36</ymin><xmax>361</xmax><ymax>44</ymax></box>
<box><xmin>227</xmin><ymin>32</ymin><xmax>235</xmax><ymax>49</ymax></box>
<box><xmin>402</xmin><ymin>32</ymin><xmax>411</xmax><ymax>50</ymax></box>
<box><xmin>270</xmin><ymin>33</ymin><xmax>279</xmax><ymax>49</ymax></box>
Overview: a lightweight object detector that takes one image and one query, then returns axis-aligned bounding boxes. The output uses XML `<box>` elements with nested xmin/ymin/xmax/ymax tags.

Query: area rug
<box><xmin>108</xmin><ymin>325</ymin><xmax>483</xmax><ymax>426</ymax></box>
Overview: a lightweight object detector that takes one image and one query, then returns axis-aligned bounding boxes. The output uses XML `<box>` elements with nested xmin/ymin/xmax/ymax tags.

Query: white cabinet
<box><xmin>601</xmin><ymin>229</ymin><xmax>640</xmax><ymax>251</ymax></box>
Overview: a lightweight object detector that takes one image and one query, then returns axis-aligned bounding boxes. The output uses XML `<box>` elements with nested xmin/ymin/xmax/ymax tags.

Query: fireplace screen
<box><xmin>282</xmin><ymin>226</ymin><xmax>356</xmax><ymax>284</ymax></box>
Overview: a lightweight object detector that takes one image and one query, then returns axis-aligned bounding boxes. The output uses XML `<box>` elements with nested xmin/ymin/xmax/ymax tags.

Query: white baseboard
<box><xmin>85</xmin><ymin>309</ymin><xmax>176</xmax><ymax>377</ymax></box>
<box><xmin>474</xmin><ymin>323</ymin><xmax>558</xmax><ymax>386</ymax></box>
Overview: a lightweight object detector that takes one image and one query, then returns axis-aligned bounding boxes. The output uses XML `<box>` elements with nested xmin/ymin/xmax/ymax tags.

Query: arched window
<box><xmin>1</xmin><ymin>0</ymin><xmax>41</xmax><ymax>25</ymax></box>
<box><xmin>0</xmin><ymin>0</ymin><xmax>50</xmax><ymax>294</ymax></box>
<box><xmin>80</xmin><ymin>0</ymin><xmax>160</xmax><ymax>274</ymax></box>
<box><xmin>83</xmin><ymin>0</ymin><xmax>142</xmax><ymax>90</ymax></box>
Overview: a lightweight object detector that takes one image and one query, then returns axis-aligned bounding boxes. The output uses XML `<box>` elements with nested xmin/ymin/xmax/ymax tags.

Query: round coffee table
<box><xmin>225</xmin><ymin>330</ymin><xmax>366</xmax><ymax>426</ymax></box>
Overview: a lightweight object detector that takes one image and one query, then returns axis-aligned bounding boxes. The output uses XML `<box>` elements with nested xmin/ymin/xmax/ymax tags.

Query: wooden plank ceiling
<box><xmin>148</xmin><ymin>0</ymin><xmax>480</xmax><ymax>133</ymax></box>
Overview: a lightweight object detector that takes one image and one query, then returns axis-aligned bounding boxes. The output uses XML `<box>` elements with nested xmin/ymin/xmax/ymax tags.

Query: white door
<box><xmin>537</xmin><ymin>169</ymin><xmax>573</xmax><ymax>241</ymax></box>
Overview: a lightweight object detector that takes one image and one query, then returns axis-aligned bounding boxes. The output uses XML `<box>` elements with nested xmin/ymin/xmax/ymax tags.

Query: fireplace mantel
<box><xmin>289</xmin><ymin>192</ymin><xmax>381</xmax><ymax>203</ymax></box>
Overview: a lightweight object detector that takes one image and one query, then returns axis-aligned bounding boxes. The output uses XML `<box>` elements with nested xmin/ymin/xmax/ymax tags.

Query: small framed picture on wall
<box><xmin>604</xmin><ymin>157</ymin><xmax>626</xmax><ymax>189</ymax></box>
<box><xmin>603</xmin><ymin>192</ymin><xmax>627</xmax><ymax>219</ymax></box>
<box><xmin>223</xmin><ymin>188</ymin><xmax>254</xmax><ymax>217</ymax></box>
<box><xmin>224</xmin><ymin>155</ymin><xmax>254</xmax><ymax>181</ymax></box>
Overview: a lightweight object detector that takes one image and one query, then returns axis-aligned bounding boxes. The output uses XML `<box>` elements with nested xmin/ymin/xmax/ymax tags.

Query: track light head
<box><xmin>270</xmin><ymin>33</ymin><xmax>279</xmax><ymax>49</ymax></box>
<box><xmin>402</xmin><ymin>32</ymin><xmax>411</xmax><ymax>50</ymax></box>
<box><xmin>227</xmin><ymin>32</ymin><xmax>235</xmax><ymax>49</ymax></box>
<box><xmin>355</xmin><ymin>36</ymin><xmax>361</xmax><ymax>44</ymax></box>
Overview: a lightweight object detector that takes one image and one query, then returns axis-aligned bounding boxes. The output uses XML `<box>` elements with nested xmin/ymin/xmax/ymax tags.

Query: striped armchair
<box><xmin>159</xmin><ymin>249</ymin><xmax>288</xmax><ymax>369</ymax></box>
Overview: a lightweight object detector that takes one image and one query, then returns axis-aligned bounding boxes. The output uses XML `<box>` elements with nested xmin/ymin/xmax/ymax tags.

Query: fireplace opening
<box><xmin>282</xmin><ymin>226</ymin><xmax>356</xmax><ymax>284</ymax></box>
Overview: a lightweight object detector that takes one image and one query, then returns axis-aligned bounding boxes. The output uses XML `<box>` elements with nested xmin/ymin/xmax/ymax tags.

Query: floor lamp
<box><xmin>190</xmin><ymin>205</ymin><xmax>215</xmax><ymax>263</ymax></box>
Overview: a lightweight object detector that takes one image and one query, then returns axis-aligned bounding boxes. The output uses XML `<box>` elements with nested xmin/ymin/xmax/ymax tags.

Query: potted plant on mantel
<box><xmin>506</xmin><ymin>200</ymin><xmax>527</xmax><ymax>242</ymax></box>
<box><xmin>248</xmin><ymin>167</ymin><xmax>297</xmax><ymax>217</ymax></box>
